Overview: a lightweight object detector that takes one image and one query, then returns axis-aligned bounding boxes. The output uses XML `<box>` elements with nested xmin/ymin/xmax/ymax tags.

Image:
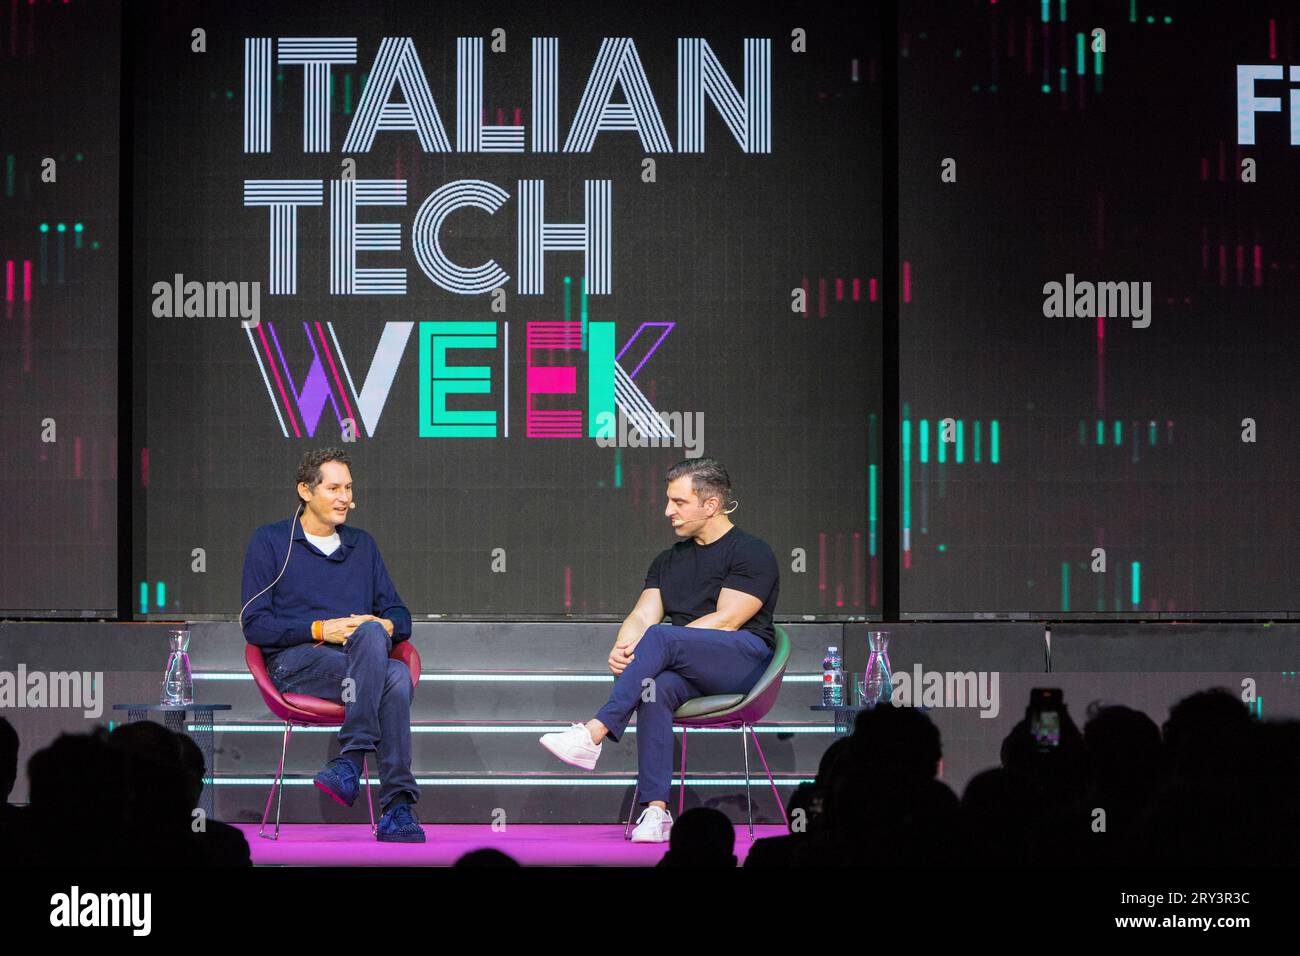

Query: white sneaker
<box><xmin>539</xmin><ymin>723</ymin><xmax>602</xmax><ymax>770</ymax></box>
<box><xmin>630</xmin><ymin>805</ymin><xmax>673</xmax><ymax>843</ymax></box>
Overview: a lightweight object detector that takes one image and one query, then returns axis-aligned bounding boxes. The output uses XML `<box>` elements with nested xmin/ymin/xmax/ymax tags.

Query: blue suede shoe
<box><xmin>376</xmin><ymin>802</ymin><xmax>426</xmax><ymax>843</ymax></box>
<box><xmin>313</xmin><ymin>757</ymin><xmax>360</xmax><ymax>808</ymax></box>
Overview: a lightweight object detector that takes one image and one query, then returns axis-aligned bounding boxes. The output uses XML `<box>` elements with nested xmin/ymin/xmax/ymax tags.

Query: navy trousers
<box><xmin>267</xmin><ymin>621</ymin><xmax>419</xmax><ymax>811</ymax></box>
<box><xmin>594</xmin><ymin>623</ymin><xmax>773</xmax><ymax>805</ymax></box>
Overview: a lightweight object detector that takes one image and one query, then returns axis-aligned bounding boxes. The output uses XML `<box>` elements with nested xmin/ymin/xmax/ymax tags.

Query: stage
<box><xmin>232</xmin><ymin>823</ymin><xmax>786</xmax><ymax>866</ymax></box>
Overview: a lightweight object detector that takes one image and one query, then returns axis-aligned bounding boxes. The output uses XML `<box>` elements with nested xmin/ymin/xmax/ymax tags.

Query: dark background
<box><xmin>133</xmin><ymin>0</ymin><xmax>879</xmax><ymax>619</ymax></box>
<box><xmin>0</xmin><ymin>0</ymin><xmax>120</xmax><ymax>614</ymax></box>
<box><xmin>6</xmin><ymin>2</ymin><xmax>1298</xmax><ymax>621</ymax></box>
<box><xmin>898</xmin><ymin>0</ymin><xmax>1300</xmax><ymax>615</ymax></box>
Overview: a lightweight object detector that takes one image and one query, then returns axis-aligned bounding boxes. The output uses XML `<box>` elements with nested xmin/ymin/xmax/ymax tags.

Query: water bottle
<box><xmin>822</xmin><ymin>646</ymin><xmax>845</xmax><ymax>707</ymax></box>
<box><xmin>161</xmin><ymin>628</ymin><xmax>194</xmax><ymax>706</ymax></box>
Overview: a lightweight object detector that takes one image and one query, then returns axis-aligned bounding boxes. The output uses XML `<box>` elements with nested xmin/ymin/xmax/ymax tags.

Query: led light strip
<box><xmin>192</xmin><ymin>724</ymin><xmax>835</xmax><ymax>734</ymax></box>
<box><xmin>194</xmin><ymin>672</ymin><xmax>821</xmax><ymax>683</ymax></box>
<box><xmin>214</xmin><ymin>777</ymin><xmax>814</xmax><ymax>787</ymax></box>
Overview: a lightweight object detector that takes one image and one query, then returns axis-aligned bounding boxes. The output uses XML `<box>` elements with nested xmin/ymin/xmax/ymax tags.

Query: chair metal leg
<box><xmin>260</xmin><ymin>722</ymin><xmax>292</xmax><ymax>840</ymax></box>
<box><xmin>748</xmin><ymin>724</ymin><xmax>789</xmax><ymax>830</ymax></box>
<box><xmin>623</xmin><ymin>782</ymin><xmax>640</xmax><ymax>840</ymax></box>
<box><xmin>678</xmin><ymin>727</ymin><xmax>688</xmax><ymax>816</ymax></box>
<box><xmin>363</xmin><ymin>754</ymin><xmax>376</xmax><ymax>835</ymax></box>
<box><xmin>742</xmin><ymin>722</ymin><xmax>754</xmax><ymax>840</ymax></box>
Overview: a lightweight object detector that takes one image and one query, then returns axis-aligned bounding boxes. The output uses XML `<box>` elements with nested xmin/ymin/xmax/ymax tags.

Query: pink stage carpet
<box><xmin>233</xmin><ymin>823</ymin><xmax>786</xmax><ymax>866</ymax></box>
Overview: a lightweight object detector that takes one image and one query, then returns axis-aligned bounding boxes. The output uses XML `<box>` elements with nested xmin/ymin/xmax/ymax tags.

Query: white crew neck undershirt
<box><xmin>304</xmin><ymin>529</ymin><xmax>341</xmax><ymax>556</ymax></box>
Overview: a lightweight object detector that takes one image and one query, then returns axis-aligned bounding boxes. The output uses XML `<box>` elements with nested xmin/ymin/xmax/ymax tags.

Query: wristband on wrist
<box><xmin>312</xmin><ymin>620</ymin><xmax>323</xmax><ymax>641</ymax></box>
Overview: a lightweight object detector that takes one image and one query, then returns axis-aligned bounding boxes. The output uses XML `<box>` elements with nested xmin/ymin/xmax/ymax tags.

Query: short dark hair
<box><xmin>664</xmin><ymin>457</ymin><xmax>732</xmax><ymax>511</ymax></box>
<box><xmin>296</xmin><ymin>447</ymin><xmax>351</xmax><ymax>507</ymax></box>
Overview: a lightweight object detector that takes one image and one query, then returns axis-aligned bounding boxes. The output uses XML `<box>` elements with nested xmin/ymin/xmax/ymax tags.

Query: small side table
<box><xmin>111</xmin><ymin>704</ymin><xmax>231</xmax><ymax>819</ymax></box>
<box><xmin>810</xmin><ymin>703</ymin><xmax>869</xmax><ymax>736</ymax></box>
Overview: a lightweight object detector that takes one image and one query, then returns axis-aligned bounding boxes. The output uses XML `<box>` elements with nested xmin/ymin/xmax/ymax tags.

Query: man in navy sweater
<box><xmin>240</xmin><ymin>448</ymin><xmax>424</xmax><ymax>842</ymax></box>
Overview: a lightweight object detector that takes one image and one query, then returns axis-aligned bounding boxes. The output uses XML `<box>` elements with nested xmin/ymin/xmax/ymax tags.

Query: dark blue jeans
<box><xmin>594</xmin><ymin>623</ymin><xmax>773</xmax><ymax>806</ymax></box>
<box><xmin>268</xmin><ymin>621</ymin><xmax>418</xmax><ymax>811</ymax></box>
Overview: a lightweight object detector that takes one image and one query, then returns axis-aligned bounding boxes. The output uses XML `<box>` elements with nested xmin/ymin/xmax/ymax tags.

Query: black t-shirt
<box><xmin>643</xmin><ymin>527</ymin><xmax>780</xmax><ymax>647</ymax></box>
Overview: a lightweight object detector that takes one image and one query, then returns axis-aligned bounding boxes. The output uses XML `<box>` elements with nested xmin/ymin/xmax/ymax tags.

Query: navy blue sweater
<box><xmin>239</xmin><ymin>518</ymin><xmax>412</xmax><ymax>655</ymax></box>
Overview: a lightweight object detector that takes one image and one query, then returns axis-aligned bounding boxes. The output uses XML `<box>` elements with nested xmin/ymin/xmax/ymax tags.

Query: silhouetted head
<box><xmin>0</xmin><ymin>717</ymin><xmax>18</xmax><ymax>802</ymax></box>
<box><xmin>1163</xmin><ymin>688</ymin><xmax>1254</xmax><ymax>780</ymax></box>
<box><xmin>1083</xmin><ymin>704</ymin><xmax>1164</xmax><ymax>790</ymax></box>
<box><xmin>850</xmin><ymin>703</ymin><xmax>943</xmax><ymax>781</ymax></box>
<box><xmin>28</xmin><ymin>730</ymin><xmax>127</xmax><ymax>825</ymax></box>
<box><xmin>453</xmin><ymin>848</ymin><xmax>521</xmax><ymax>867</ymax></box>
<box><xmin>659</xmin><ymin>807</ymin><xmax>736</xmax><ymax>867</ymax></box>
<box><xmin>109</xmin><ymin>722</ymin><xmax>192</xmax><ymax>824</ymax></box>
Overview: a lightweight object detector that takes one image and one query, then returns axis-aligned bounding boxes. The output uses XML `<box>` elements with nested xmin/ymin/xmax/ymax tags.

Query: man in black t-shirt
<box><xmin>540</xmin><ymin>459</ymin><xmax>779</xmax><ymax>843</ymax></box>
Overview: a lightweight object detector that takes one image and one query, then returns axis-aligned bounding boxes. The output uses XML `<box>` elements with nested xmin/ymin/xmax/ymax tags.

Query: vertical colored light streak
<box><xmin>1061</xmin><ymin>562</ymin><xmax>1070</xmax><ymax>612</ymax></box>
<box><xmin>502</xmin><ymin>321</ymin><xmax>509</xmax><ymax>438</ymax></box>
<box><xmin>902</xmin><ymin>261</ymin><xmax>911</xmax><ymax>303</ymax></box>
<box><xmin>586</xmin><ymin>320</ymin><xmax>613</xmax><ymax>439</ymax></box>
<box><xmin>22</xmin><ymin>259</ymin><xmax>30</xmax><ymax>301</ymax></box>
<box><xmin>140</xmin><ymin>447</ymin><xmax>149</xmax><ymax>488</ymax></box>
<box><xmin>4</xmin><ymin>260</ymin><xmax>12</xmax><ymax>301</ymax></box>
<box><xmin>563</xmin><ymin>275</ymin><xmax>571</xmax><ymax>332</ymax></box>
<box><xmin>614</xmin><ymin>447</ymin><xmax>622</xmax><ymax>489</ymax></box>
<box><xmin>1130</xmin><ymin>562</ymin><xmax>1140</xmax><ymax>606</ymax></box>
<box><xmin>955</xmin><ymin>419</ymin><xmax>964</xmax><ymax>463</ymax></box>
<box><xmin>1096</xmin><ymin>419</ymin><xmax>1105</xmax><ymax>445</ymax></box>
<box><xmin>157</xmin><ymin>581</ymin><xmax>166</xmax><ymax>609</ymax></box>
<box><xmin>990</xmin><ymin>420</ymin><xmax>999</xmax><ymax>463</ymax></box>
<box><xmin>902</xmin><ymin>416</ymin><xmax>911</xmax><ymax>569</ymax></box>
<box><xmin>973</xmin><ymin>420</ymin><xmax>981</xmax><ymax>462</ymax></box>
<box><xmin>868</xmin><ymin>462</ymin><xmax>877</xmax><ymax>557</ymax></box>
<box><xmin>140</xmin><ymin>582</ymin><xmax>149</xmax><ymax>615</ymax></box>
<box><xmin>563</xmin><ymin>566</ymin><xmax>572</xmax><ymax>610</ymax></box>
<box><xmin>1113</xmin><ymin>420</ymin><xmax>1122</xmax><ymax>446</ymax></box>
<box><xmin>1041</xmin><ymin>18</ymin><xmax>1050</xmax><ymax>93</ymax></box>
<box><xmin>817</xmin><ymin>532</ymin><xmax>828</xmax><ymax>602</ymax></box>
<box><xmin>1075</xmin><ymin>33</ymin><xmax>1084</xmax><ymax>74</ymax></box>
<box><xmin>580</xmin><ymin>276</ymin><xmax>588</xmax><ymax>351</ymax></box>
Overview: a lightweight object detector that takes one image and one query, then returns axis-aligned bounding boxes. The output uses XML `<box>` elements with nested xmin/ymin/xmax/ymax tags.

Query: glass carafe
<box><xmin>864</xmin><ymin>629</ymin><xmax>893</xmax><ymax>705</ymax></box>
<box><xmin>161</xmin><ymin>628</ymin><xmax>193</xmax><ymax>706</ymax></box>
